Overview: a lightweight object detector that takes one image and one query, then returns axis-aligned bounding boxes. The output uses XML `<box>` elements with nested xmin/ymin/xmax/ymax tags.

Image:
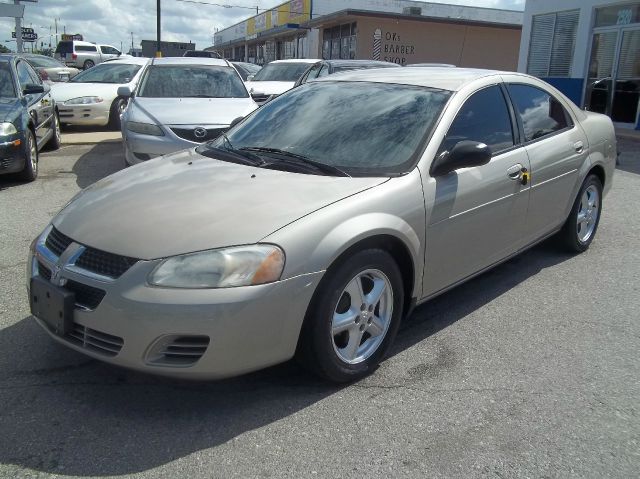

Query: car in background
<box><xmin>119</xmin><ymin>57</ymin><xmax>257</xmax><ymax>166</ymax></box>
<box><xmin>183</xmin><ymin>50</ymin><xmax>221</xmax><ymax>58</ymax></box>
<box><xmin>244</xmin><ymin>58</ymin><xmax>320</xmax><ymax>104</ymax></box>
<box><xmin>50</xmin><ymin>57</ymin><xmax>149</xmax><ymax>129</ymax></box>
<box><xmin>20</xmin><ymin>54</ymin><xmax>80</xmax><ymax>83</ymax></box>
<box><xmin>27</xmin><ymin>67</ymin><xmax>616</xmax><ymax>381</ymax></box>
<box><xmin>293</xmin><ymin>59</ymin><xmax>400</xmax><ymax>87</ymax></box>
<box><xmin>54</xmin><ymin>40</ymin><xmax>122</xmax><ymax>70</ymax></box>
<box><xmin>0</xmin><ymin>54</ymin><xmax>60</xmax><ymax>181</ymax></box>
<box><xmin>231</xmin><ymin>61</ymin><xmax>261</xmax><ymax>81</ymax></box>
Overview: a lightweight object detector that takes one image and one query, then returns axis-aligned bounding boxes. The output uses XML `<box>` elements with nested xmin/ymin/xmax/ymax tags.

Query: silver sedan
<box><xmin>27</xmin><ymin>68</ymin><xmax>616</xmax><ymax>382</ymax></box>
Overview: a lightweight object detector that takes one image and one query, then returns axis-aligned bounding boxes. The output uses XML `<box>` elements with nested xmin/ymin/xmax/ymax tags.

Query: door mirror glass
<box><xmin>229</xmin><ymin>116</ymin><xmax>244</xmax><ymax>128</ymax></box>
<box><xmin>431</xmin><ymin>140</ymin><xmax>492</xmax><ymax>177</ymax></box>
<box><xmin>247</xmin><ymin>74</ymin><xmax>255</xmax><ymax>81</ymax></box>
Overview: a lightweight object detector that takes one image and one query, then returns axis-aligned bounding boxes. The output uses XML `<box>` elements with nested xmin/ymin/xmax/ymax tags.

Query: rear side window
<box><xmin>439</xmin><ymin>85</ymin><xmax>514</xmax><ymax>156</ymax></box>
<box><xmin>507</xmin><ymin>84</ymin><xmax>571</xmax><ymax>142</ymax></box>
<box><xmin>76</xmin><ymin>45</ymin><xmax>98</xmax><ymax>52</ymax></box>
<box><xmin>55</xmin><ymin>41</ymin><xmax>72</xmax><ymax>53</ymax></box>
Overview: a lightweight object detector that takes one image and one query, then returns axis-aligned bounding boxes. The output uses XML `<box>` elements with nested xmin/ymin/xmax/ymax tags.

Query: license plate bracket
<box><xmin>30</xmin><ymin>276</ymin><xmax>74</xmax><ymax>335</ymax></box>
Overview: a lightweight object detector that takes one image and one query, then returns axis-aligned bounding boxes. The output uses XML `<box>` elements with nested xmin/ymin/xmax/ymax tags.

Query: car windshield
<box><xmin>24</xmin><ymin>56</ymin><xmax>66</xmax><ymax>68</ymax></box>
<box><xmin>202</xmin><ymin>81</ymin><xmax>451</xmax><ymax>176</ymax></box>
<box><xmin>0</xmin><ymin>62</ymin><xmax>16</xmax><ymax>98</ymax></box>
<box><xmin>138</xmin><ymin>65</ymin><xmax>248</xmax><ymax>98</ymax></box>
<box><xmin>251</xmin><ymin>62</ymin><xmax>312</xmax><ymax>82</ymax></box>
<box><xmin>70</xmin><ymin>63</ymin><xmax>141</xmax><ymax>83</ymax></box>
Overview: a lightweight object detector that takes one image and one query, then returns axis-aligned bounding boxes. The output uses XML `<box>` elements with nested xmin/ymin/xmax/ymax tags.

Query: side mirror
<box><xmin>229</xmin><ymin>116</ymin><xmax>244</xmax><ymax>128</ymax></box>
<box><xmin>247</xmin><ymin>74</ymin><xmax>255</xmax><ymax>81</ymax></box>
<box><xmin>23</xmin><ymin>83</ymin><xmax>45</xmax><ymax>95</ymax></box>
<box><xmin>430</xmin><ymin>140</ymin><xmax>492</xmax><ymax>177</ymax></box>
<box><xmin>117</xmin><ymin>86</ymin><xmax>133</xmax><ymax>97</ymax></box>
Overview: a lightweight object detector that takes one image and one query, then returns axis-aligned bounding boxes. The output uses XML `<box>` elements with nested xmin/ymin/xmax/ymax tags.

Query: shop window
<box><xmin>323</xmin><ymin>22</ymin><xmax>357</xmax><ymax>60</ymax></box>
<box><xmin>594</xmin><ymin>3</ymin><xmax>640</xmax><ymax>27</ymax></box>
<box><xmin>527</xmin><ymin>10</ymin><xmax>579</xmax><ymax>77</ymax></box>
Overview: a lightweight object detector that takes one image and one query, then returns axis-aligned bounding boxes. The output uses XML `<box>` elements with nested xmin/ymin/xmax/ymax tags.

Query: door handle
<box><xmin>507</xmin><ymin>164</ymin><xmax>523</xmax><ymax>180</ymax></box>
<box><xmin>574</xmin><ymin>141</ymin><xmax>584</xmax><ymax>154</ymax></box>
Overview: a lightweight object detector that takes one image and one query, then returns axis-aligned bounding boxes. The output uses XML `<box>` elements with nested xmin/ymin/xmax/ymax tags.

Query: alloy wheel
<box><xmin>577</xmin><ymin>185</ymin><xmax>599</xmax><ymax>243</ymax></box>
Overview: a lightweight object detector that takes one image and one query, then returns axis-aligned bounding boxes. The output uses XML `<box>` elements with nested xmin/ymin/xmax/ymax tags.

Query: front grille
<box><xmin>149</xmin><ymin>335</ymin><xmax>210</xmax><ymax>366</ymax></box>
<box><xmin>45</xmin><ymin>227</ymin><xmax>73</xmax><ymax>256</ymax></box>
<box><xmin>44</xmin><ymin>227</ymin><xmax>138</xmax><ymax>279</ymax></box>
<box><xmin>170</xmin><ymin>127</ymin><xmax>225</xmax><ymax>143</ymax></box>
<box><xmin>75</xmin><ymin>248</ymin><xmax>138</xmax><ymax>279</ymax></box>
<box><xmin>65</xmin><ymin>280</ymin><xmax>106</xmax><ymax>310</ymax></box>
<box><xmin>65</xmin><ymin>323</ymin><xmax>123</xmax><ymax>357</ymax></box>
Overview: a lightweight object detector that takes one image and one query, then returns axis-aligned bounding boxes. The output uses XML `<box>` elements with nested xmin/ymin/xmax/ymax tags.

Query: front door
<box><xmin>422</xmin><ymin>84</ymin><xmax>531</xmax><ymax>298</ymax></box>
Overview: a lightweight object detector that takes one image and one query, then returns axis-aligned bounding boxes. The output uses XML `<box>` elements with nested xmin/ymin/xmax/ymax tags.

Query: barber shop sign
<box><xmin>372</xmin><ymin>28</ymin><xmax>416</xmax><ymax>65</ymax></box>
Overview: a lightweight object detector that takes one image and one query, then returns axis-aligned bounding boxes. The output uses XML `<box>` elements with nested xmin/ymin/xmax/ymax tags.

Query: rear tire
<box><xmin>45</xmin><ymin>112</ymin><xmax>61</xmax><ymax>150</ymax></box>
<box><xmin>108</xmin><ymin>97</ymin><xmax>127</xmax><ymax>130</ymax></box>
<box><xmin>297</xmin><ymin>249</ymin><xmax>404</xmax><ymax>382</ymax></box>
<box><xmin>557</xmin><ymin>174</ymin><xmax>603</xmax><ymax>253</ymax></box>
<box><xmin>18</xmin><ymin>129</ymin><xmax>38</xmax><ymax>182</ymax></box>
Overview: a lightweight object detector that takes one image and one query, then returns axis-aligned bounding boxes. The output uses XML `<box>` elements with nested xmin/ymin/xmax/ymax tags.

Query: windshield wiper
<box><xmin>197</xmin><ymin>137</ymin><xmax>264</xmax><ymax>167</ymax></box>
<box><xmin>238</xmin><ymin>147</ymin><xmax>350</xmax><ymax>177</ymax></box>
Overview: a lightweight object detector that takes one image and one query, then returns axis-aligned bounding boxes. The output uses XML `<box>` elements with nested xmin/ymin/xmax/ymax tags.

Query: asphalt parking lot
<box><xmin>1</xmin><ymin>138</ymin><xmax>639</xmax><ymax>478</ymax></box>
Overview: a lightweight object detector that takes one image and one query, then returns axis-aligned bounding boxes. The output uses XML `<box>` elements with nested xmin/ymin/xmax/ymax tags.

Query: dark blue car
<box><xmin>0</xmin><ymin>54</ymin><xmax>60</xmax><ymax>181</ymax></box>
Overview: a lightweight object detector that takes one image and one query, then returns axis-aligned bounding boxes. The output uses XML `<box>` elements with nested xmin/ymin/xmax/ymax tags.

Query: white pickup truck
<box><xmin>54</xmin><ymin>40</ymin><xmax>123</xmax><ymax>70</ymax></box>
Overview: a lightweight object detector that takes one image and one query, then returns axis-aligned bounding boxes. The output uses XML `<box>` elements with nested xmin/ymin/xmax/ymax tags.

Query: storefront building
<box><xmin>214</xmin><ymin>0</ymin><xmax>522</xmax><ymax>70</ymax></box>
<box><xmin>518</xmin><ymin>0</ymin><xmax>640</xmax><ymax>129</ymax></box>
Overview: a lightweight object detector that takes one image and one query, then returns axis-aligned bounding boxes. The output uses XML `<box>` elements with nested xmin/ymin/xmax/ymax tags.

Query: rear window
<box><xmin>24</xmin><ymin>56</ymin><xmax>65</xmax><ymax>68</ymax></box>
<box><xmin>138</xmin><ymin>65</ymin><xmax>248</xmax><ymax>98</ymax></box>
<box><xmin>55</xmin><ymin>41</ymin><xmax>73</xmax><ymax>54</ymax></box>
<box><xmin>251</xmin><ymin>62</ymin><xmax>312</xmax><ymax>82</ymax></box>
<box><xmin>70</xmin><ymin>63</ymin><xmax>141</xmax><ymax>84</ymax></box>
<box><xmin>75</xmin><ymin>45</ymin><xmax>98</xmax><ymax>52</ymax></box>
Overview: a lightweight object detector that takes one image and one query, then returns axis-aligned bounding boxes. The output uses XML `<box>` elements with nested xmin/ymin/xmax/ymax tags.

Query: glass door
<box><xmin>585</xmin><ymin>30</ymin><xmax>618</xmax><ymax>115</ymax></box>
<box><xmin>611</xmin><ymin>28</ymin><xmax>640</xmax><ymax>125</ymax></box>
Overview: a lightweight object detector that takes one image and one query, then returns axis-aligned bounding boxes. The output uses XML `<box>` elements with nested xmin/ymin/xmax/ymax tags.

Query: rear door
<box><xmin>422</xmin><ymin>84</ymin><xmax>531</xmax><ymax>297</ymax></box>
<box><xmin>503</xmin><ymin>80</ymin><xmax>588</xmax><ymax>242</ymax></box>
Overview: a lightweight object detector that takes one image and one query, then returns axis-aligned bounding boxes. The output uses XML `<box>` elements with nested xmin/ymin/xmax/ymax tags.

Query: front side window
<box><xmin>251</xmin><ymin>62</ymin><xmax>312</xmax><ymax>82</ymax></box>
<box><xmin>439</xmin><ymin>85</ymin><xmax>514</xmax><ymax>156</ymax></box>
<box><xmin>202</xmin><ymin>81</ymin><xmax>451</xmax><ymax>176</ymax></box>
<box><xmin>100</xmin><ymin>46</ymin><xmax>120</xmax><ymax>55</ymax></box>
<box><xmin>70</xmin><ymin>63</ymin><xmax>141</xmax><ymax>84</ymax></box>
<box><xmin>508</xmin><ymin>84</ymin><xmax>571</xmax><ymax>142</ymax></box>
<box><xmin>138</xmin><ymin>65</ymin><xmax>248</xmax><ymax>98</ymax></box>
<box><xmin>16</xmin><ymin>61</ymin><xmax>34</xmax><ymax>88</ymax></box>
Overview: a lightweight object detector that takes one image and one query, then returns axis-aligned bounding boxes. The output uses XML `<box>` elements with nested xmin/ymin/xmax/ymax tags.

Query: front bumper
<box><xmin>122</xmin><ymin>128</ymin><xmax>195</xmax><ymax>166</ymax></box>
<box><xmin>0</xmin><ymin>134</ymin><xmax>26</xmax><ymax>175</ymax></box>
<box><xmin>58</xmin><ymin>102</ymin><xmax>110</xmax><ymax>126</ymax></box>
<box><xmin>28</xmin><ymin>227</ymin><xmax>323</xmax><ymax>379</ymax></box>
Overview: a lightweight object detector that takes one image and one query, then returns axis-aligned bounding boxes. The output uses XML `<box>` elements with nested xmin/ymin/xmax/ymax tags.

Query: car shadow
<box><xmin>72</xmin><ymin>141</ymin><xmax>124</xmax><ymax>189</ymax></box>
<box><xmin>616</xmin><ymin>137</ymin><xmax>640</xmax><ymax>175</ymax></box>
<box><xmin>0</xmin><ymin>235</ymin><xmax>572</xmax><ymax>476</ymax></box>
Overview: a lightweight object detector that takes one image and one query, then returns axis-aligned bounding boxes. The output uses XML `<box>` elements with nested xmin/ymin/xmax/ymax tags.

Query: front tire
<box><xmin>108</xmin><ymin>97</ymin><xmax>127</xmax><ymax>130</ymax></box>
<box><xmin>297</xmin><ymin>249</ymin><xmax>404</xmax><ymax>382</ymax></box>
<box><xmin>18</xmin><ymin>129</ymin><xmax>38</xmax><ymax>182</ymax></box>
<box><xmin>45</xmin><ymin>112</ymin><xmax>61</xmax><ymax>150</ymax></box>
<box><xmin>83</xmin><ymin>60</ymin><xmax>95</xmax><ymax>70</ymax></box>
<box><xmin>558</xmin><ymin>174</ymin><xmax>603</xmax><ymax>252</ymax></box>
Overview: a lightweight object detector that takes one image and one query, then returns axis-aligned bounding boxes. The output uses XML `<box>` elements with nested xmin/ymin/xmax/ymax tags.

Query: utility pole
<box><xmin>14</xmin><ymin>0</ymin><xmax>22</xmax><ymax>53</ymax></box>
<box><xmin>130</xmin><ymin>31</ymin><xmax>134</xmax><ymax>51</ymax></box>
<box><xmin>156</xmin><ymin>0</ymin><xmax>162</xmax><ymax>57</ymax></box>
<box><xmin>54</xmin><ymin>18</ymin><xmax>57</xmax><ymax>45</ymax></box>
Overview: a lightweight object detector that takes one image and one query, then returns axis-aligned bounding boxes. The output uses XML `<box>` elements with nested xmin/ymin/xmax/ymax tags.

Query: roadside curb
<box><xmin>61</xmin><ymin>139</ymin><xmax>122</xmax><ymax>146</ymax></box>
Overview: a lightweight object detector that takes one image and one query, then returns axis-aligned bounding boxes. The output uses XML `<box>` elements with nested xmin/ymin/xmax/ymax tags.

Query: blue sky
<box><xmin>1</xmin><ymin>0</ymin><xmax>524</xmax><ymax>52</ymax></box>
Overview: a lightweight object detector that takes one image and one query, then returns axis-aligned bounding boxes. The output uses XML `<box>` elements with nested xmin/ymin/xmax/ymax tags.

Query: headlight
<box><xmin>149</xmin><ymin>245</ymin><xmax>285</xmax><ymax>288</ymax></box>
<box><xmin>126</xmin><ymin>121</ymin><xmax>164</xmax><ymax>136</ymax></box>
<box><xmin>0</xmin><ymin>122</ymin><xmax>18</xmax><ymax>136</ymax></box>
<box><xmin>64</xmin><ymin>96</ymin><xmax>104</xmax><ymax>105</ymax></box>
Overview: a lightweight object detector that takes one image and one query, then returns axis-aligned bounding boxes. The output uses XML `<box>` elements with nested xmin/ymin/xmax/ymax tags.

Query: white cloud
<box><xmin>0</xmin><ymin>0</ymin><xmax>523</xmax><ymax>52</ymax></box>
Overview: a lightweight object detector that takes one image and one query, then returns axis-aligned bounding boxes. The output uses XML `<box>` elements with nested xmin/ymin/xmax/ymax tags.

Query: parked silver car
<box><xmin>20</xmin><ymin>54</ymin><xmax>80</xmax><ymax>82</ymax></box>
<box><xmin>28</xmin><ymin>68</ymin><xmax>616</xmax><ymax>382</ymax></box>
<box><xmin>119</xmin><ymin>57</ymin><xmax>257</xmax><ymax>165</ymax></box>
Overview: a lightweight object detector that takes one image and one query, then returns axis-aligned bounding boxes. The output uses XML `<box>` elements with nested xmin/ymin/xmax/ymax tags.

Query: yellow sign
<box><xmin>246</xmin><ymin>0</ymin><xmax>310</xmax><ymax>36</ymax></box>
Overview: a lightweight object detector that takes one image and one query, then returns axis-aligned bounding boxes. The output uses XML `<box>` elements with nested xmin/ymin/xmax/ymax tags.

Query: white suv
<box><xmin>54</xmin><ymin>40</ymin><xmax>122</xmax><ymax>70</ymax></box>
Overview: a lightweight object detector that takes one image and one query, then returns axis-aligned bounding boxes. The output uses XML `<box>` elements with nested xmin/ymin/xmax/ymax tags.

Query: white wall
<box><xmin>517</xmin><ymin>0</ymin><xmax>630</xmax><ymax>78</ymax></box>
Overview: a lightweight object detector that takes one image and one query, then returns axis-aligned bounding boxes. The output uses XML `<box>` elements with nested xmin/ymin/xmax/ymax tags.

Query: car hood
<box><xmin>0</xmin><ymin>98</ymin><xmax>22</xmax><ymax>122</ymax></box>
<box><xmin>50</xmin><ymin>82</ymin><xmax>124</xmax><ymax>102</ymax></box>
<box><xmin>132</xmin><ymin>97</ymin><xmax>257</xmax><ymax>126</ymax></box>
<box><xmin>53</xmin><ymin>149</ymin><xmax>387</xmax><ymax>260</ymax></box>
<box><xmin>245</xmin><ymin>81</ymin><xmax>295</xmax><ymax>95</ymax></box>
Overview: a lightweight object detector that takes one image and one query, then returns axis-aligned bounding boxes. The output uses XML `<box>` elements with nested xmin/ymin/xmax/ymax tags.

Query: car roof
<box><xmin>324</xmin><ymin>60</ymin><xmax>400</xmax><ymax>67</ymax></box>
<box><xmin>269</xmin><ymin>59</ymin><xmax>321</xmax><ymax>64</ymax></box>
<box><xmin>315</xmin><ymin>66</ymin><xmax>505</xmax><ymax>91</ymax></box>
<box><xmin>151</xmin><ymin>57</ymin><xmax>229</xmax><ymax>66</ymax></box>
<box><xmin>99</xmin><ymin>56</ymin><xmax>150</xmax><ymax>66</ymax></box>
